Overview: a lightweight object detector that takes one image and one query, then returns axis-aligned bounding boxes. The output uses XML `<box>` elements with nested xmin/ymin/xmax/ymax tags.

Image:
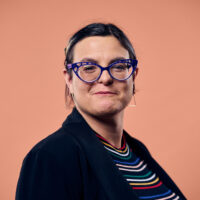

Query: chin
<box><xmin>91</xmin><ymin>103</ymin><xmax>125</xmax><ymax>118</ymax></box>
<box><xmin>77</xmin><ymin>99</ymin><xmax>129</xmax><ymax>119</ymax></box>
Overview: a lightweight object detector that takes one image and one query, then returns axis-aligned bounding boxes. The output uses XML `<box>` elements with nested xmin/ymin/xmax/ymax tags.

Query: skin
<box><xmin>63</xmin><ymin>36</ymin><xmax>138</xmax><ymax>148</ymax></box>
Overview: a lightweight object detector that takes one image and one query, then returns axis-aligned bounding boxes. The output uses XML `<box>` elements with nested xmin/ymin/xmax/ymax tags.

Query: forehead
<box><xmin>73</xmin><ymin>36</ymin><xmax>129</xmax><ymax>62</ymax></box>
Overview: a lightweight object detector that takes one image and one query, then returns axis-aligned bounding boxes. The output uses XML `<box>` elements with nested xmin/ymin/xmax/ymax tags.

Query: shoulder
<box><xmin>16</xmin><ymin>126</ymin><xmax>85</xmax><ymax>200</ymax></box>
<box><xmin>24</xmin><ymin>126</ymin><xmax>84</xmax><ymax>168</ymax></box>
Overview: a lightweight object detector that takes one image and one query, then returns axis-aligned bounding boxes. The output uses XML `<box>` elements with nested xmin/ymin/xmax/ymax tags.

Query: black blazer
<box><xmin>16</xmin><ymin>108</ymin><xmax>186</xmax><ymax>200</ymax></box>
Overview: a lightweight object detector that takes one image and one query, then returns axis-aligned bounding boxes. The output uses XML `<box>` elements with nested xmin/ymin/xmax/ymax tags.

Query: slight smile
<box><xmin>94</xmin><ymin>91</ymin><xmax>117</xmax><ymax>95</ymax></box>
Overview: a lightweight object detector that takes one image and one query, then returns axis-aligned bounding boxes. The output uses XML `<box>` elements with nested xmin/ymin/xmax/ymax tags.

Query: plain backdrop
<box><xmin>1</xmin><ymin>0</ymin><xmax>199</xmax><ymax>199</ymax></box>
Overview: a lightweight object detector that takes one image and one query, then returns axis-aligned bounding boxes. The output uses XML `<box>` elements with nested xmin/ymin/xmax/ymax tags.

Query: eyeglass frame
<box><xmin>66</xmin><ymin>59</ymin><xmax>138</xmax><ymax>83</ymax></box>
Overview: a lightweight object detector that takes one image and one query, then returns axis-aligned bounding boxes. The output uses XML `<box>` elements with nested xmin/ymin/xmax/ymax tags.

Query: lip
<box><xmin>94</xmin><ymin>91</ymin><xmax>117</xmax><ymax>95</ymax></box>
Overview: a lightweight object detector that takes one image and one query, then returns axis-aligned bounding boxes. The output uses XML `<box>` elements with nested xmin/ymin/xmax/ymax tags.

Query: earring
<box><xmin>71</xmin><ymin>93</ymin><xmax>75</xmax><ymax>101</ymax></box>
<box><xmin>128</xmin><ymin>95</ymin><xmax>136</xmax><ymax>107</ymax></box>
<box><xmin>129</xmin><ymin>83</ymin><xmax>136</xmax><ymax>107</ymax></box>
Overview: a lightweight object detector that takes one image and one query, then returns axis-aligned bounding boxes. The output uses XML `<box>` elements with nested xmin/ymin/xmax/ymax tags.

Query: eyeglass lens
<box><xmin>77</xmin><ymin>62</ymin><xmax>133</xmax><ymax>82</ymax></box>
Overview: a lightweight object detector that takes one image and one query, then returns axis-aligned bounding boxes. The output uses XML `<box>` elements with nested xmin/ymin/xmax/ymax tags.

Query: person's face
<box><xmin>64</xmin><ymin>36</ymin><xmax>137</xmax><ymax>118</ymax></box>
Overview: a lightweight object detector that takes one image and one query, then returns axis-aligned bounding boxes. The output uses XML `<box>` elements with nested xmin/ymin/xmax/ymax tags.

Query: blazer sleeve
<box><xmin>16</xmin><ymin>147</ymin><xmax>83</xmax><ymax>200</ymax></box>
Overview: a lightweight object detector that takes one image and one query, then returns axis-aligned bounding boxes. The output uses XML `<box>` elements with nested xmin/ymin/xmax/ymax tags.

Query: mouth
<box><xmin>94</xmin><ymin>91</ymin><xmax>117</xmax><ymax>95</ymax></box>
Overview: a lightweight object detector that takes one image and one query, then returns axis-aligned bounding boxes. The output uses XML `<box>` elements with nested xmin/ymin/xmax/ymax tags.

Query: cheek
<box><xmin>123</xmin><ymin>83</ymin><xmax>134</xmax><ymax>105</ymax></box>
<box><xmin>72</xmin><ymin>78</ymin><xmax>91</xmax><ymax>98</ymax></box>
<box><xmin>126</xmin><ymin>85</ymin><xmax>134</xmax><ymax>101</ymax></box>
<box><xmin>124</xmin><ymin>80</ymin><xmax>133</xmax><ymax>94</ymax></box>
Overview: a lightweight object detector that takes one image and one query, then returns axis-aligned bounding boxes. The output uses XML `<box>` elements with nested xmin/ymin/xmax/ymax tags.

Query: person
<box><xmin>16</xmin><ymin>23</ymin><xmax>186</xmax><ymax>200</ymax></box>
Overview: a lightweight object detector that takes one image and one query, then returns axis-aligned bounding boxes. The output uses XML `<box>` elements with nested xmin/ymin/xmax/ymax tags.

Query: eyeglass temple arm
<box><xmin>66</xmin><ymin>64</ymin><xmax>72</xmax><ymax>69</ymax></box>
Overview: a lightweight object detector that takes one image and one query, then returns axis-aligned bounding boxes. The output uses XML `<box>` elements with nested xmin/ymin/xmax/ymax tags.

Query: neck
<box><xmin>76</xmin><ymin>107</ymin><xmax>124</xmax><ymax>149</ymax></box>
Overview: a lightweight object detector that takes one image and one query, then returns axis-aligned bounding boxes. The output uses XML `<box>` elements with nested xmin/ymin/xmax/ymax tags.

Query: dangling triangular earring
<box><xmin>128</xmin><ymin>95</ymin><xmax>136</xmax><ymax>107</ymax></box>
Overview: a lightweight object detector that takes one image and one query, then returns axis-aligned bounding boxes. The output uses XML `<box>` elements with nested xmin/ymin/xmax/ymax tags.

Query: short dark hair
<box><xmin>64</xmin><ymin>23</ymin><xmax>137</xmax><ymax>107</ymax></box>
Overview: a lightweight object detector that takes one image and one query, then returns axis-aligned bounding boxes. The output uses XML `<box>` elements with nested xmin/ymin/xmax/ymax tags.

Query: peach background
<box><xmin>0</xmin><ymin>0</ymin><xmax>199</xmax><ymax>199</ymax></box>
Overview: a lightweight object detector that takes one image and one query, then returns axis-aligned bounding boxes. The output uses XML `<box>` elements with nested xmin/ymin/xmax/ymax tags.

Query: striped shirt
<box><xmin>96</xmin><ymin>133</ymin><xmax>181</xmax><ymax>200</ymax></box>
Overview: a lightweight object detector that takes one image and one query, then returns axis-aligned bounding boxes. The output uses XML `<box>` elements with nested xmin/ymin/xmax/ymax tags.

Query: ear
<box><xmin>132</xmin><ymin>67</ymin><xmax>139</xmax><ymax>82</ymax></box>
<box><xmin>63</xmin><ymin>68</ymin><xmax>74</xmax><ymax>94</ymax></box>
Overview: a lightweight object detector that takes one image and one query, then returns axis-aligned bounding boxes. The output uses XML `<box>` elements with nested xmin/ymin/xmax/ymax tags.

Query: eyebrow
<box><xmin>80</xmin><ymin>57</ymin><xmax>127</xmax><ymax>65</ymax></box>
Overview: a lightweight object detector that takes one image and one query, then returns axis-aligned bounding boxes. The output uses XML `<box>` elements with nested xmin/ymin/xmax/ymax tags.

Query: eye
<box><xmin>82</xmin><ymin>65</ymin><xmax>98</xmax><ymax>73</ymax></box>
<box><xmin>112</xmin><ymin>63</ymin><xmax>128</xmax><ymax>71</ymax></box>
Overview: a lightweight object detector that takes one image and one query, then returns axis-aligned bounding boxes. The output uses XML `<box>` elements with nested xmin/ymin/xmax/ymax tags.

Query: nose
<box><xmin>97</xmin><ymin>69</ymin><xmax>113</xmax><ymax>85</ymax></box>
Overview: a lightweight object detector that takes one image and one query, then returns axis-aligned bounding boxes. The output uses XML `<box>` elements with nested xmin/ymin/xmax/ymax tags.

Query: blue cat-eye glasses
<box><xmin>66</xmin><ymin>59</ymin><xmax>138</xmax><ymax>83</ymax></box>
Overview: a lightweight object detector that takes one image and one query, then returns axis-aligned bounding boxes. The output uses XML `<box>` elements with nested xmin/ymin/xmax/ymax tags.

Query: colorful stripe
<box><xmin>104</xmin><ymin>145</ymin><xmax>129</xmax><ymax>156</ymax></box>
<box><xmin>139</xmin><ymin>190</ymin><xmax>171</xmax><ymax>199</ymax></box>
<box><xmin>118</xmin><ymin>164</ymin><xmax>147</xmax><ymax>172</ymax></box>
<box><xmin>127</xmin><ymin>173</ymin><xmax>156</xmax><ymax>182</ymax></box>
<box><xmin>129</xmin><ymin>177</ymin><xmax>159</xmax><ymax>186</ymax></box>
<box><xmin>113</xmin><ymin>158</ymin><xmax>140</xmax><ymax>165</ymax></box>
<box><xmin>132</xmin><ymin>181</ymin><xmax>162</xmax><ymax>190</ymax></box>
<box><xmin>155</xmin><ymin>192</ymin><xmax>176</xmax><ymax>200</ymax></box>
<box><xmin>116</xmin><ymin>160</ymin><xmax>144</xmax><ymax>169</ymax></box>
<box><xmin>124</xmin><ymin>171</ymin><xmax>152</xmax><ymax>178</ymax></box>
<box><xmin>101</xmin><ymin>140</ymin><xmax>128</xmax><ymax>153</ymax></box>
